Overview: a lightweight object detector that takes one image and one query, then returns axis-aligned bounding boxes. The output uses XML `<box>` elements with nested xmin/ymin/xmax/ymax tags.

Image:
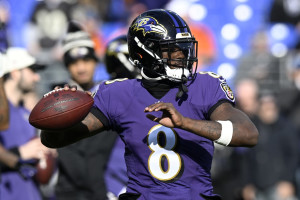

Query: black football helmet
<box><xmin>105</xmin><ymin>35</ymin><xmax>141</xmax><ymax>79</ymax></box>
<box><xmin>127</xmin><ymin>9</ymin><xmax>198</xmax><ymax>83</ymax></box>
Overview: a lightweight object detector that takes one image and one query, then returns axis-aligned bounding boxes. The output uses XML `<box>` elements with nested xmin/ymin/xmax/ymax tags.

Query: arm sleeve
<box><xmin>198</xmin><ymin>73</ymin><xmax>235</xmax><ymax>119</ymax></box>
<box><xmin>92</xmin><ymin>82</ymin><xmax>124</xmax><ymax>131</ymax></box>
<box><xmin>90</xmin><ymin>107</ymin><xmax>110</xmax><ymax>128</ymax></box>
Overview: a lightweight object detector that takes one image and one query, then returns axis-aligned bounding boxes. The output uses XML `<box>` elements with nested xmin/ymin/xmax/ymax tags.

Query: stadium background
<box><xmin>4</xmin><ymin>0</ymin><xmax>299</xmax><ymax>88</ymax></box>
<box><xmin>2</xmin><ymin>0</ymin><xmax>300</xmax><ymax>199</ymax></box>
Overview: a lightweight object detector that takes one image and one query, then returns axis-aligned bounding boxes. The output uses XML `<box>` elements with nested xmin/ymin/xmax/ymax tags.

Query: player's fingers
<box><xmin>146</xmin><ymin>103</ymin><xmax>171</xmax><ymax>112</ymax></box>
<box><xmin>144</xmin><ymin>102</ymin><xmax>164</xmax><ymax>112</ymax></box>
<box><xmin>146</xmin><ymin>114</ymin><xmax>161</xmax><ymax>122</ymax></box>
<box><xmin>54</xmin><ymin>86</ymin><xmax>61</xmax><ymax>90</ymax></box>
<box><xmin>70</xmin><ymin>85</ymin><xmax>77</xmax><ymax>91</ymax></box>
<box><xmin>64</xmin><ymin>84</ymin><xmax>70</xmax><ymax>90</ymax></box>
<box><xmin>48</xmin><ymin>149</ymin><xmax>58</xmax><ymax>157</ymax></box>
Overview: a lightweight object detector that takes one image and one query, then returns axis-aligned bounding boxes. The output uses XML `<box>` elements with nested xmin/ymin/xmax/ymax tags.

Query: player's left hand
<box><xmin>144</xmin><ymin>102</ymin><xmax>184</xmax><ymax>128</ymax></box>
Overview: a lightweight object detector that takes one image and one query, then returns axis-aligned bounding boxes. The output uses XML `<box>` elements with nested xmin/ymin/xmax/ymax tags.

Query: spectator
<box><xmin>54</xmin><ymin>21</ymin><xmax>117</xmax><ymax>200</ymax></box>
<box><xmin>25</xmin><ymin>0</ymin><xmax>76</xmax><ymax>97</ymax></box>
<box><xmin>235</xmin><ymin>31</ymin><xmax>281</xmax><ymax>95</ymax></box>
<box><xmin>0</xmin><ymin>47</ymin><xmax>55</xmax><ymax>200</ymax></box>
<box><xmin>0</xmin><ymin>0</ymin><xmax>9</xmax><ymax>51</ymax></box>
<box><xmin>269</xmin><ymin>0</ymin><xmax>300</xmax><ymax>26</ymax></box>
<box><xmin>278</xmin><ymin>43</ymin><xmax>300</xmax><ymax>132</ymax></box>
<box><xmin>0</xmin><ymin>53</ymin><xmax>9</xmax><ymax>130</ymax></box>
<box><xmin>241</xmin><ymin>94</ymin><xmax>299</xmax><ymax>200</ymax></box>
<box><xmin>0</xmin><ymin>53</ymin><xmax>19</xmax><ymax>170</ymax></box>
<box><xmin>235</xmin><ymin>78</ymin><xmax>260</xmax><ymax>119</ymax></box>
<box><xmin>280</xmin><ymin>43</ymin><xmax>300</xmax><ymax>198</ymax></box>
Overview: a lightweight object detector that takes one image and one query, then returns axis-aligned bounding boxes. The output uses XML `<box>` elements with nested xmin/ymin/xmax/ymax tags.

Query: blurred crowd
<box><xmin>1</xmin><ymin>0</ymin><xmax>300</xmax><ymax>200</ymax></box>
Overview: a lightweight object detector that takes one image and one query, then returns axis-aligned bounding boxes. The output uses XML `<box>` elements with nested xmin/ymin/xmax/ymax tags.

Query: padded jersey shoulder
<box><xmin>187</xmin><ymin>72</ymin><xmax>235</xmax><ymax>119</ymax></box>
<box><xmin>93</xmin><ymin>78</ymin><xmax>140</xmax><ymax>127</ymax></box>
<box><xmin>191</xmin><ymin>71</ymin><xmax>235</xmax><ymax>103</ymax></box>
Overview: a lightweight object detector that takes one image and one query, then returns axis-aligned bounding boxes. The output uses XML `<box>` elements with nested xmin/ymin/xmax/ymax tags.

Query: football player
<box><xmin>104</xmin><ymin>35</ymin><xmax>141</xmax><ymax>80</ymax></box>
<box><xmin>41</xmin><ymin>9</ymin><xmax>258</xmax><ymax>200</ymax></box>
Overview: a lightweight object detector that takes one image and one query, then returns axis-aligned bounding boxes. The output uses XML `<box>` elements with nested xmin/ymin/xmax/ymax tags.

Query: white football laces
<box><xmin>43</xmin><ymin>88</ymin><xmax>65</xmax><ymax>97</ymax></box>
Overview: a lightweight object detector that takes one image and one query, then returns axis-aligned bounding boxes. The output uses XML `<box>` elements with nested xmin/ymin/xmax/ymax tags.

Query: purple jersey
<box><xmin>93</xmin><ymin>72</ymin><xmax>235</xmax><ymax>200</ymax></box>
<box><xmin>0</xmin><ymin>102</ymin><xmax>41</xmax><ymax>200</ymax></box>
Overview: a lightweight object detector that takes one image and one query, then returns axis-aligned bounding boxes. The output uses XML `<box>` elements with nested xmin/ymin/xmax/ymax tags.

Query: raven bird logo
<box><xmin>132</xmin><ymin>17</ymin><xmax>167</xmax><ymax>36</ymax></box>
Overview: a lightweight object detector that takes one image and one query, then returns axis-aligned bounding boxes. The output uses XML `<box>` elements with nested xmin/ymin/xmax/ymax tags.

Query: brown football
<box><xmin>35</xmin><ymin>153</ymin><xmax>57</xmax><ymax>185</ymax></box>
<box><xmin>29</xmin><ymin>89</ymin><xmax>94</xmax><ymax>130</ymax></box>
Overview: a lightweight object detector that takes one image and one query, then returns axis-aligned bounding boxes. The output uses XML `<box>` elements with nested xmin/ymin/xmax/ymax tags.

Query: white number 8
<box><xmin>147</xmin><ymin>125</ymin><xmax>182</xmax><ymax>182</ymax></box>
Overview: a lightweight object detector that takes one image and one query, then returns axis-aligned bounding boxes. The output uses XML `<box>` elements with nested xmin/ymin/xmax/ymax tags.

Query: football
<box><xmin>29</xmin><ymin>89</ymin><xmax>94</xmax><ymax>130</ymax></box>
<box><xmin>35</xmin><ymin>153</ymin><xmax>57</xmax><ymax>185</ymax></box>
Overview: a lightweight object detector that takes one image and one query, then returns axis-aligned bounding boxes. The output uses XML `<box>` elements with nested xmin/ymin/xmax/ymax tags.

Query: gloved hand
<box><xmin>15</xmin><ymin>159</ymin><xmax>38</xmax><ymax>180</ymax></box>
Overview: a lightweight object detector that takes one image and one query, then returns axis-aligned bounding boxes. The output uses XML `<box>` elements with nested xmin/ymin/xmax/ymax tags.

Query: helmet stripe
<box><xmin>164</xmin><ymin>10</ymin><xmax>188</xmax><ymax>33</ymax></box>
<box><xmin>174</xmin><ymin>13</ymin><xmax>188</xmax><ymax>32</ymax></box>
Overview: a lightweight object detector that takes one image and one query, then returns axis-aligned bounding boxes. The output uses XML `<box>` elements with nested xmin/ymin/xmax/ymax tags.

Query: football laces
<box><xmin>43</xmin><ymin>88</ymin><xmax>64</xmax><ymax>97</ymax></box>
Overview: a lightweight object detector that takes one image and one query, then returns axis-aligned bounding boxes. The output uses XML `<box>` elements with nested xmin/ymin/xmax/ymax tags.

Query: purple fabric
<box><xmin>94</xmin><ymin>72</ymin><xmax>235</xmax><ymax>199</ymax></box>
<box><xmin>0</xmin><ymin>102</ymin><xmax>41</xmax><ymax>200</ymax></box>
<box><xmin>105</xmin><ymin>138</ymin><xmax>127</xmax><ymax>196</ymax></box>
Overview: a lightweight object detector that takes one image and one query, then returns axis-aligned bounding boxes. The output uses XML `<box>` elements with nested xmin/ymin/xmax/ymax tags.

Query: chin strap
<box><xmin>176</xmin><ymin>72</ymin><xmax>188</xmax><ymax>100</ymax></box>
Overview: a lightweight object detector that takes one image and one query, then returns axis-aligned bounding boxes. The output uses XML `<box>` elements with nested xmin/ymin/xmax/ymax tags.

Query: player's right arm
<box><xmin>41</xmin><ymin>111</ymin><xmax>105</xmax><ymax>148</ymax></box>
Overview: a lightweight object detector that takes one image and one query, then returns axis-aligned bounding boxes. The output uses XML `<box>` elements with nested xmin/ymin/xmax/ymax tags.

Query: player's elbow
<box><xmin>243</xmin><ymin>125</ymin><xmax>259</xmax><ymax>147</ymax></box>
<box><xmin>248</xmin><ymin>131</ymin><xmax>259</xmax><ymax>147</ymax></box>
<box><xmin>231</xmin><ymin>122</ymin><xmax>259</xmax><ymax>147</ymax></box>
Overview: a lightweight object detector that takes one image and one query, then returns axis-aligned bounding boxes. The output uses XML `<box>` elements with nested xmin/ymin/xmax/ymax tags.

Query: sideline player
<box><xmin>41</xmin><ymin>9</ymin><xmax>258</xmax><ymax>200</ymax></box>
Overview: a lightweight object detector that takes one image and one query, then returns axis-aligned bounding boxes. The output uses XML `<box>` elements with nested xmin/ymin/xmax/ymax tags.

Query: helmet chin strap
<box><xmin>176</xmin><ymin>68</ymin><xmax>189</xmax><ymax>100</ymax></box>
<box><xmin>141</xmin><ymin>65</ymin><xmax>189</xmax><ymax>99</ymax></box>
<box><xmin>141</xmin><ymin>68</ymin><xmax>165</xmax><ymax>81</ymax></box>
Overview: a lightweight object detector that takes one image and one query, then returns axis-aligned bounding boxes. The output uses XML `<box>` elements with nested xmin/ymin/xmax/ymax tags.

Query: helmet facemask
<box><xmin>139</xmin><ymin>37</ymin><xmax>198</xmax><ymax>83</ymax></box>
<box><xmin>159</xmin><ymin>38</ymin><xmax>198</xmax><ymax>83</ymax></box>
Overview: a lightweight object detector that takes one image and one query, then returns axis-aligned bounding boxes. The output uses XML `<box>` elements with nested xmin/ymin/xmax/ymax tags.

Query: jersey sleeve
<box><xmin>92</xmin><ymin>79</ymin><xmax>130</xmax><ymax>131</ymax></box>
<box><xmin>92</xmin><ymin>82</ymin><xmax>119</xmax><ymax>130</ymax></box>
<box><xmin>196</xmin><ymin>72</ymin><xmax>235</xmax><ymax>119</ymax></box>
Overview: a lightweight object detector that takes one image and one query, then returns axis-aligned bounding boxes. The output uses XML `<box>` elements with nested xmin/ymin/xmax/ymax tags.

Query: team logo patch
<box><xmin>220</xmin><ymin>83</ymin><xmax>235</xmax><ymax>102</ymax></box>
<box><xmin>132</xmin><ymin>16</ymin><xmax>167</xmax><ymax>36</ymax></box>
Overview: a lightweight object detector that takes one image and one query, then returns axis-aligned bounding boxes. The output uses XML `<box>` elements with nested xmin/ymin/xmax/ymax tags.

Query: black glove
<box><xmin>15</xmin><ymin>159</ymin><xmax>38</xmax><ymax>180</ymax></box>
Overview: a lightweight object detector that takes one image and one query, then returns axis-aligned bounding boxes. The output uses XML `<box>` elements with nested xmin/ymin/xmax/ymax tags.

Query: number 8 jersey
<box><xmin>93</xmin><ymin>72</ymin><xmax>235</xmax><ymax>200</ymax></box>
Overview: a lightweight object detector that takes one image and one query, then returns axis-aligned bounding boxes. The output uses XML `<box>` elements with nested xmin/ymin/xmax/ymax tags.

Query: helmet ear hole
<box><xmin>145</xmin><ymin>41</ymin><xmax>155</xmax><ymax>48</ymax></box>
